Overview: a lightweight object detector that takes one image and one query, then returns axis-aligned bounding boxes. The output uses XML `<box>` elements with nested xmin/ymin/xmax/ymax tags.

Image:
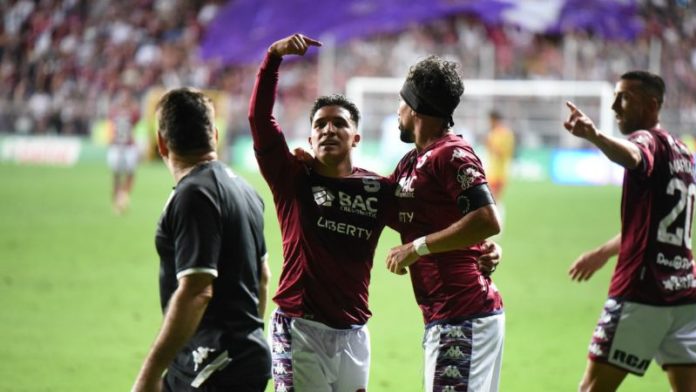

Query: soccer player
<box><xmin>386</xmin><ymin>56</ymin><xmax>505</xmax><ymax>392</ymax></box>
<box><xmin>248</xmin><ymin>34</ymin><xmax>502</xmax><ymax>392</ymax></box>
<box><xmin>485</xmin><ymin>110</ymin><xmax>515</xmax><ymax>202</ymax></box>
<box><xmin>131</xmin><ymin>88</ymin><xmax>271</xmax><ymax>392</ymax></box>
<box><xmin>107</xmin><ymin>89</ymin><xmax>141</xmax><ymax>214</ymax></box>
<box><xmin>564</xmin><ymin>71</ymin><xmax>696</xmax><ymax>391</ymax></box>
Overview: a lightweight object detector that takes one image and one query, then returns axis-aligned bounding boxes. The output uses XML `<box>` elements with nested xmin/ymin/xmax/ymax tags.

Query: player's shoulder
<box><xmin>629</xmin><ymin>129</ymin><xmax>655</xmax><ymax>145</ymax></box>
<box><xmin>432</xmin><ymin>135</ymin><xmax>477</xmax><ymax>162</ymax></box>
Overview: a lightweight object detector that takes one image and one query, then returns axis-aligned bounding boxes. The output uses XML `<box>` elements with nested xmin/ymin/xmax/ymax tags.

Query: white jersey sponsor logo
<box><xmin>338</xmin><ymin>191</ymin><xmax>378</xmax><ymax>217</ymax></box>
<box><xmin>656</xmin><ymin>252</ymin><xmax>693</xmax><ymax>270</ymax></box>
<box><xmin>396</xmin><ymin>176</ymin><xmax>415</xmax><ymax>198</ymax></box>
<box><xmin>662</xmin><ymin>274</ymin><xmax>694</xmax><ymax>291</ymax></box>
<box><xmin>192</xmin><ymin>346</ymin><xmax>216</xmax><ymax>371</ymax></box>
<box><xmin>312</xmin><ymin>186</ymin><xmax>335</xmax><ymax>207</ymax></box>
<box><xmin>317</xmin><ymin>216</ymin><xmax>373</xmax><ymax>240</ymax></box>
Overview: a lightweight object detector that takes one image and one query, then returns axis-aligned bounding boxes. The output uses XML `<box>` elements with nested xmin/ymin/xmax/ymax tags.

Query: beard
<box><xmin>399</xmin><ymin>122</ymin><xmax>414</xmax><ymax>143</ymax></box>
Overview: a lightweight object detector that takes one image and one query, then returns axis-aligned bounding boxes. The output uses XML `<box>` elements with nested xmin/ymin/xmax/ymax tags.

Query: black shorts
<box><xmin>163</xmin><ymin>371</ymin><xmax>269</xmax><ymax>392</ymax></box>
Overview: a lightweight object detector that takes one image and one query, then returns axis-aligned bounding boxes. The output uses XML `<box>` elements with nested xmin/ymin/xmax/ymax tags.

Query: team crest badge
<box><xmin>456</xmin><ymin>165</ymin><xmax>482</xmax><ymax>190</ymax></box>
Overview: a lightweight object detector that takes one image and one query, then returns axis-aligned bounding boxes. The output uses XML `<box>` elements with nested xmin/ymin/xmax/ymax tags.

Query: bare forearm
<box><xmin>425</xmin><ymin>205</ymin><xmax>501</xmax><ymax>254</ymax></box>
<box><xmin>134</xmin><ymin>288</ymin><xmax>211</xmax><ymax>386</ymax></box>
<box><xmin>595</xmin><ymin>233</ymin><xmax>621</xmax><ymax>258</ymax></box>
<box><xmin>589</xmin><ymin>132</ymin><xmax>642</xmax><ymax>169</ymax></box>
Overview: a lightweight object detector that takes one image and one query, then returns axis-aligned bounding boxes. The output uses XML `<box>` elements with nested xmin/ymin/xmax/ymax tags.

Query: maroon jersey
<box><xmin>391</xmin><ymin>134</ymin><xmax>503</xmax><ymax>324</ymax></box>
<box><xmin>610</xmin><ymin>128</ymin><xmax>696</xmax><ymax>305</ymax></box>
<box><xmin>249</xmin><ymin>53</ymin><xmax>396</xmax><ymax>328</ymax></box>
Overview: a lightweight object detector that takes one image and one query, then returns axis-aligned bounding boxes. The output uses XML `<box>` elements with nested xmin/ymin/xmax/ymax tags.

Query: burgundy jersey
<box><xmin>249</xmin><ymin>53</ymin><xmax>396</xmax><ymax>328</ymax></box>
<box><xmin>391</xmin><ymin>134</ymin><xmax>503</xmax><ymax>324</ymax></box>
<box><xmin>610</xmin><ymin>128</ymin><xmax>696</xmax><ymax>305</ymax></box>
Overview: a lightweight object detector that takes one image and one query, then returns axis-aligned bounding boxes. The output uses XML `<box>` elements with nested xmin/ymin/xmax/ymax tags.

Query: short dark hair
<box><xmin>406</xmin><ymin>55</ymin><xmax>464</xmax><ymax>126</ymax></box>
<box><xmin>620</xmin><ymin>70</ymin><xmax>665</xmax><ymax>107</ymax></box>
<box><xmin>309</xmin><ymin>94</ymin><xmax>360</xmax><ymax>127</ymax></box>
<box><xmin>156</xmin><ymin>88</ymin><xmax>216</xmax><ymax>155</ymax></box>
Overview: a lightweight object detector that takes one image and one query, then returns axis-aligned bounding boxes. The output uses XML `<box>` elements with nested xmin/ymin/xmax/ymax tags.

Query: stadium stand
<box><xmin>0</xmin><ymin>0</ymin><xmax>694</xmax><ymax>153</ymax></box>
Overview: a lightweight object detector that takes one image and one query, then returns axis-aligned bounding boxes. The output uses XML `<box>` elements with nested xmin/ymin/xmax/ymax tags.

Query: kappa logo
<box><xmin>592</xmin><ymin>326</ymin><xmax>607</xmax><ymax>340</ymax></box>
<box><xmin>451</xmin><ymin>148</ymin><xmax>468</xmax><ymax>162</ymax></box>
<box><xmin>272</xmin><ymin>341</ymin><xmax>285</xmax><ymax>354</ymax></box>
<box><xmin>443</xmin><ymin>386</ymin><xmax>456</xmax><ymax>392</ymax></box>
<box><xmin>588</xmin><ymin>343</ymin><xmax>603</xmax><ymax>356</ymax></box>
<box><xmin>312</xmin><ymin>186</ymin><xmax>335</xmax><ymax>207</ymax></box>
<box><xmin>276</xmin><ymin>382</ymin><xmax>289</xmax><ymax>392</ymax></box>
<box><xmin>192</xmin><ymin>347</ymin><xmax>216</xmax><ymax>371</ymax></box>
<box><xmin>443</xmin><ymin>346</ymin><xmax>466</xmax><ymax>359</ymax></box>
<box><xmin>442</xmin><ymin>365</ymin><xmax>463</xmax><ymax>378</ymax></box>
<box><xmin>632</xmin><ymin>132</ymin><xmax>653</xmax><ymax>147</ymax></box>
<box><xmin>445</xmin><ymin>327</ymin><xmax>465</xmax><ymax>338</ymax></box>
<box><xmin>273</xmin><ymin>362</ymin><xmax>287</xmax><ymax>375</ymax></box>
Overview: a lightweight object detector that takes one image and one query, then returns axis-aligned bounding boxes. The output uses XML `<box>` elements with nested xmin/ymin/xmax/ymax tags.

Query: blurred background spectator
<box><xmin>0</xmin><ymin>0</ymin><xmax>694</xmax><ymax>156</ymax></box>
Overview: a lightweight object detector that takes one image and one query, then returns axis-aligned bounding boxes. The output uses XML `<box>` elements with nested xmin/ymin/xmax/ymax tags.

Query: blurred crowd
<box><xmin>1</xmin><ymin>0</ymin><xmax>695</xmax><ymax>146</ymax></box>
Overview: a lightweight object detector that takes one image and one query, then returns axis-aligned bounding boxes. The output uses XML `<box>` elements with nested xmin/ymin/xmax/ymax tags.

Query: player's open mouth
<box><xmin>319</xmin><ymin>140</ymin><xmax>339</xmax><ymax>147</ymax></box>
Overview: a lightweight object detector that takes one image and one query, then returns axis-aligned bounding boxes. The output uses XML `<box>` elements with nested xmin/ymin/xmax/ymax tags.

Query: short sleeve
<box><xmin>170</xmin><ymin>188</ymin><xmax>221</xmax><ymax>279</ymax></box>
<box><xmin>628</xmin><ymin>130</ymin><xmax>656</xmax><ymax>177</ymax></box>
<box><xmin>434</xmin><ymin>145</ymin><xmax>488</xmax><ymax>201</ymax></box>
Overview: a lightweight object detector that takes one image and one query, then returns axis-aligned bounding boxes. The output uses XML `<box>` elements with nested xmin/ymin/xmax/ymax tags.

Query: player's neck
<box><xmin>416</xmin><ymin>127</ymin><xmax>450</xmax><ymax>152</ymax></box>
<box><xmin>168</xmin><ymin>152</ymin><xmax>217</xmax><ymax>182</ymax></box>
<box><xmin>313</xmin><ymin>158</ymin><xmax>353</xmax><ymax>178</ymax></box>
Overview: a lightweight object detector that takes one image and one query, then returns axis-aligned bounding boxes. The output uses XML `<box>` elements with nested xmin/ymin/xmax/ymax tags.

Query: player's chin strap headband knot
<box><xmin>400</xmin><ymin>80</ymin><xmax>459</xmax><ymax>127</ymax></box>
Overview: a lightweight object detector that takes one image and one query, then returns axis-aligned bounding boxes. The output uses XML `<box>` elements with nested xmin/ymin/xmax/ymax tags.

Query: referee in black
<box><xmin>132</xmin><ymin>88</ymin><xmax>271</xmax><ymax>392</ymax></box>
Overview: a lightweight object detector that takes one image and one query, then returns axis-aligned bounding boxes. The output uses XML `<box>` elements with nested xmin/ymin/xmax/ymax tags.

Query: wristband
<box><xmin>413</xmin><ymin>236</ymin><xmax>431</xmax><ymax>256</ymax></box>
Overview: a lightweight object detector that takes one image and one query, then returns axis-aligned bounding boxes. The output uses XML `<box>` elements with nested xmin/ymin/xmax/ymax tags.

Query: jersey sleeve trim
<box><xmin>177</xmin><ymin>267</ymin><xmax>218</xmax><ymax>280</ymax></box>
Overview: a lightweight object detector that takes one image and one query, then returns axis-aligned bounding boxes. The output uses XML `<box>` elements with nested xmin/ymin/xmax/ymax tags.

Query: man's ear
<box><xmin>156</xmin><ymin>131</ymin><xmax>168</xmax><ymax>158</ymax></box>
<box><xmin>352</xmin><ymin>133</ymin><xmax>361</xmax><ymax>147</ymax></box>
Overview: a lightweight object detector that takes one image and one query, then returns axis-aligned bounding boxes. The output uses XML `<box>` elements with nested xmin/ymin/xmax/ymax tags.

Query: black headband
<box><xmin>399</xmin><ymin>80</ymin><xmax>459</xmax><ymax>127</ymax></box>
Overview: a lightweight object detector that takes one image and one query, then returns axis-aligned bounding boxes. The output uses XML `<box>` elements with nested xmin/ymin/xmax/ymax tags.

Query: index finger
<box><xmin>300</xmin><ymin>35</ymin><xmax>323</xmax><ymax>47</ymax></box>
<box><xmin>566</xmin><ymin>101</ymin><xmax>582</xmax><ymax>114</ymax></box>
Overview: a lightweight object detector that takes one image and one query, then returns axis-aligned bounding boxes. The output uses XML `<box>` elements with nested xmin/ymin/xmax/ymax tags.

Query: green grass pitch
<box><xmin>0</xmin><ymin>162</ymin><xmax>669</xmax><ymax>391</ymax></box>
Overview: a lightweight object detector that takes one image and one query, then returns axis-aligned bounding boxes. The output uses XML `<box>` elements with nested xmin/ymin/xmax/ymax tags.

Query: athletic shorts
<box><xmin>269</xmin><ymin>309</ymin><xmax>370</xmax><ymax>392</ymax></box>
<box><xmin>163</xmin><ymin>371</ymin><xmax>268</xmax><ymax>392</ymax></box>
<box><xmin>423</xmin><ymin>312</ymin><xmax>505</xmax><ymax>392</ymax></box>
<box><xmin>588</xmin><ymin>298</ymin><xmax>696</xmax><ymax>375</ymax></box>
<box><xmin>107</xmin><ymin>144</ymin><xmax>139</xmax><ymax>174</ymax></box>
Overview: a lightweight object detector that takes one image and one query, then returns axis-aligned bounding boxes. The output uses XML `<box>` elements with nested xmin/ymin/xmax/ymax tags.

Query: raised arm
<box><xmin>563</xmin><ymin>101</ymin><xmax>642</xmax><ymax>169</ymax></box>
<box><xmin>247</xmin><ymin>34</ymin><xmax>322</xmax><ymax>151</ymax></box>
